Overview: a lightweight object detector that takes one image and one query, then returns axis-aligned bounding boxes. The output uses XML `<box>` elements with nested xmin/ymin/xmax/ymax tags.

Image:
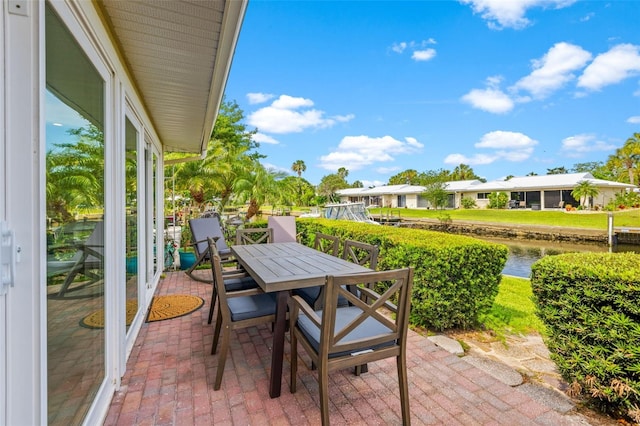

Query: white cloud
<box><xmin>627</xmin><ymin>116</ymin><xmax>640</xmax><ymax>124</ymax></box>
<box><xmin>375</xmin><ymin>166</ymin><xmax>401</xmax><ymax>174</ymax></box>
<box><xmin>391</xmin><ymin>42</ymin><xmax>407</xmax><ymax>54</ymax></box>
<box><xmin>580</xmin><ymin>12</ymin><xmax>595</xmax><ymax>22</ymax></box>
<box><xmin>319</xmin><ymin>135</ymin><xmax>423</xmax><ymax>171</ymax></box>
<box><xmin>272</xmin><ymin>95</ymin><xmax>314</xmax><ymax>109</ymax></box>
<box><xmin>252</xmin><ymin>133</ymin><xmax>279</xmax><ymax>145</ymax></box>
<box><xmin>512</xmin><ymin>42</ymin><xmax>592</xmax><ymax>99</ymax></box>
<box><xmin>246</xmin><ymin>92</ymin><xmax>274</xmax><ymax>104</ymax></box>
<box><xmin>460</xmin><ymin>0</ymin><xmax>576</xmax><ymax>30</ymax></box>
<box><xmin>261</xmin><ymin>162</ymin><xmax>290</xmax><ymax>174</ymax></box>
<box><xmin>577</xmin><ymin>44</ymin><xmax>640</xmax><ymax>91</ymax></box>
<box><xmin>475</xmin><ymin>130</ymin><xmax>538</xmax><ymax>149</ymax></box>
<box><xmin>361</xmin><ymin>179</ymin><xmax>387</xmax><ymax>188</ymax></box>
<box><xmin>446</xmin><ymin>130</ymin><xmax>538</xmax><ymax>165</ymax></box>
<box><xmin>412</xmin><ymin>49</ymin><xmax>437</xmax><ymax>62</ymax></box>
<box><xmin>444</xmin><ymin>153</ymin><xmax>498</xmax><ymax>165</ymax></box>
<box><xmin>391</xmin><ymin>40</ymin><xmax>437</xmax><ymax>62</ymax></box>
<box><xmin>461</xmin><ymin>88</ymin><xmax>514</xmax><ymax>113</ymax></box>
<box><xmin>247</xmin><ymin>95</ymin><xmax>354</xmax><ymax>134</ymax></box>
<box><xmin>560</xmin><ymin>134</ymin><xmax>616</xmax><ymax>157</ymax></box>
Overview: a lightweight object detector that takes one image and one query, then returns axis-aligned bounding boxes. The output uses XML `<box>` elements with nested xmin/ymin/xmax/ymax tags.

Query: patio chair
<box><xmin>267</xmin><ymin>215</ymin><xmax>298</xmax><ymax>243</ymax></box>
<box><xmin>47</xmin><ymin>221</ymin><xmax>104</xmax><ymax>299</ymax></box>
<box><xmin>208</xmin><ymin>238</ymin><xmax>277</xmax><ymax>390</ymax></box>
<box><xmin>289</xmin><ymin>268</ymin><xmax>414</xmax><ymax>426</ymax></box>
<box><xmin>186</xmin><ymin>217</ymin><xmax>234</xmax><ymax>283</ymax></box>
<box><xmin>342</xmin><ymin>239</ymin><xmax>379</xmax><ymax>270</ymax></box>
<box><xmin>313</xmin><ymin>232</ymin><xmax>339</xmax><ymax>256</ymax></box>
<box><xmin>236</xmin><ymin>227</ymin><xmax>273</xmax><ymax>245</ymax></box>
<box><xmin>206</xmin><ymin>238</ymin><xmax>258</xmax><ymax>325</ymax></box>
<box><xmin>292</xmin><ymin>233</ymin><xmax>341</xmax><ymax>310</ymax></box>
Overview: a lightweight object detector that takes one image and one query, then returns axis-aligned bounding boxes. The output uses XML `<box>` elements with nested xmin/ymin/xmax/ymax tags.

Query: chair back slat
<box><xmin>236</xmin><ymin>227</ymin><xmax>273</xmax><ymax>245</ymax></box>
<box><xmin>342</xmin><ymin>239</ymin><xmax>379</xmax><ymax>270</ymax></box>
<box><xmin>313</xmin><ymin>233</ymin><xmax>339</xmax><ymax>256</ymax></box>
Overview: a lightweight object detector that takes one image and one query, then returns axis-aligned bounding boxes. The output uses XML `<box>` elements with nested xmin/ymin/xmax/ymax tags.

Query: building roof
<box><xmin>98</xmin><ymin>0</ymin><xmax>247</xmax><ymax>154</ymax></box>
<box><xmin>470</xmin><ymin>173</ymin><xmax>635</xmax><ymax>192</ymax></box>
<box><xmin>336</xmin><ymin>174</ymin><xmax>635</xmax><ymax>197</ymax></box>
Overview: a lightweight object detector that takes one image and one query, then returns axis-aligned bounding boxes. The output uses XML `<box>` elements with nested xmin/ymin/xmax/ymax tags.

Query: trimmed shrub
<box><xmin>531</xmin><ymin>253</ymin><xmax>640</xmax><ymax>422</ymax></box>
<box><xmin>297</xmin><ymin>218</ymin><xmax>507</xmax><ymax>330</ymax></box>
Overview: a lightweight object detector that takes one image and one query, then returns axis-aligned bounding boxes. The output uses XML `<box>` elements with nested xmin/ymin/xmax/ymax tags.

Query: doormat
<box><xmin>80</xmin><ymin>294</ymin><xmax>204</xmax><ymax>329</ymax></box>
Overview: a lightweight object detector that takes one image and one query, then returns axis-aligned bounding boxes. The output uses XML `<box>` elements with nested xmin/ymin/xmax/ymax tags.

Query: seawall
<box><xmin>397</xmin><ymin>218</ymin><xmax>610</xmax><ymax>245</ymax></box>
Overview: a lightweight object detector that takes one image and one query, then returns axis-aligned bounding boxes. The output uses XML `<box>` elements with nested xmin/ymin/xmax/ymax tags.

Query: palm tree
<box><xmin>291</xmin><ymin>160</ymin><xmax>306</xmax><ymax>177</ymax></box>
<box><xmin>451</xmin><ymin>163</ymin><xmax>477</xmax><ymax>181</ymax></box>
<box><xmin>46</xmin><ymin>124</ymin><xmax>105</xmax><ymax>222</ymax></box>
<box><xmin>610</xmin><ymin>133</ymin><xmax>640</xmax><ymax>185</ymax></box>
<box><xmin>235</xmin><ymin>162</ymin><xmax>288</xmax><ymax>220</ymax></box>
<box><xmin>571</xmin><ymin>180</ymin><xmax>599</xmax><ymax>209</ymax></box>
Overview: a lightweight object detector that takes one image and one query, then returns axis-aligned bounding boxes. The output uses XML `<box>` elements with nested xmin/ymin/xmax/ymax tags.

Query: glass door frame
<box><xmin>44</xmin><ymin>2</ymin><xmax>115</xmax><ymax>424</ymax></box>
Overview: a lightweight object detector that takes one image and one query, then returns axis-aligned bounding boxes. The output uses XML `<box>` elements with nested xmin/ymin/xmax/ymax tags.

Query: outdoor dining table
<box><xmin>230</xmin><ymin>241</ymin><xmax>373</xmax><ymax>398</ymax></box>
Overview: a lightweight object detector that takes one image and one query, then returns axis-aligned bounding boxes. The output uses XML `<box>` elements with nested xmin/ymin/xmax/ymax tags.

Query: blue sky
<box><xmin>223</xmin><ymin>0</ymin><xmax>640</xmax><ymax>187</ymax></box>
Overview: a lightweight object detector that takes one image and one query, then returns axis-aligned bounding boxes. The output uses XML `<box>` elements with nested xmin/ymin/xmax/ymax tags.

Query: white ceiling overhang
<box><xmin>98</xmin><ymin>0</ymin><xmax>247</xmax><ymax>154</ymax></box>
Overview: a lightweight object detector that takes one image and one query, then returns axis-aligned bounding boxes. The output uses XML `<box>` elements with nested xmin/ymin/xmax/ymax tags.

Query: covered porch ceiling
<box><xmin>97</xmin><ymin>0</ymin><xmax>247</xmax><ymax>154</ymax></box>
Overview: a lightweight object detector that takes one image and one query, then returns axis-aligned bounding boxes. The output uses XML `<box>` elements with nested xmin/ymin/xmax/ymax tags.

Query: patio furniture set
<box><xmin>188</xmin><ymin>215</ymin><xmax>414</xmax><ymax>425</ymax></box>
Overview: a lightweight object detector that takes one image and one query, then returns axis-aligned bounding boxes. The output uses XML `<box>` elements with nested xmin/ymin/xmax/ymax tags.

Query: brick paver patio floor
<box><xmin>104</xmin><ymin>270</ymin><xmax>584</xmax><ymax>425</ymax></box>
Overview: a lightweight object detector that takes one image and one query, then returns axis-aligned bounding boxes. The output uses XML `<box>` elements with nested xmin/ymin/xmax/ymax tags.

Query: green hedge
<box><xmin>294</xmin><ymin>219</ymin><xmax>507</xmax><ymax>330</ymax></box>
<box><xmin>531</xmin><ymin>253</ymin><xmax>640</xmax><ymax>422</ymax></box>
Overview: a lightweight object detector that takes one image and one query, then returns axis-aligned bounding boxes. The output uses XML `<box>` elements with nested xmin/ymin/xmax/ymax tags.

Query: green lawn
<box><xmin>366</xmin><ymin>207</ymin><xmax>640</xmax><ymax>230</ymax></box>
<box><xmin>480</xmin><ymin>275</ymin><xmax>546</xmax><ymax>338</ymax></box>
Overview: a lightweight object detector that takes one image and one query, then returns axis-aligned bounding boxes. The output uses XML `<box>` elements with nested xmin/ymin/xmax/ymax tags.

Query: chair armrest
<box><xmin>290</xmin><ymin>295</ymin><xmax>321</xmax><ymax>327</ymax></box>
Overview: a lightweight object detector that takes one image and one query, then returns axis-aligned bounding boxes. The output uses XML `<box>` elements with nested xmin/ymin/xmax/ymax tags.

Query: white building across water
<box><xmin>337</xmin><ymin>173</ymin><xmax>636</xmax><ymax>210</ymax></box>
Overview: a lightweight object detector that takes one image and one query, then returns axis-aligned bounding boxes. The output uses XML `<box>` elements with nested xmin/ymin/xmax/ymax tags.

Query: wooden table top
<box><xmin>231</xmin><ymin>242</ymin><xmax>371</xmax><ymax>292</ymax></box>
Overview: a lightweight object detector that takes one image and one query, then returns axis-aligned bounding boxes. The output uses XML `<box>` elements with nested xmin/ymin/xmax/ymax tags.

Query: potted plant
<box><xmin>178</xmin><ymin>221</ymin><xmax>196</xmax><ymax>270</ymax></box>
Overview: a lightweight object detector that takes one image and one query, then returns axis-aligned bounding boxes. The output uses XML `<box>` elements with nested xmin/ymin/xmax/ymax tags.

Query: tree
<box><xmin>422</xmin><ymin>182</ymin><xmax>449</xmax><ymax>210</ymax></box>
<box><xmin>337</xmin><ymin>167</ymin><xmax>349</xmax><ymax>179</ymax></box>
<box><xmin>606</xmin><ymin>133</ymin><xmax>640</xmax><ymax>185</ymax></box>
<box><xmin>547</xmin><ymin>167</ymin><xmax>568</xmax><ymax>175</ymax></box>
<box><xmin>317</xmin><ymin>173</ymin><xmax>349</xmax><ymax>202</ymax></box>
<box><xmin>46</xmin><ymin>124</ymin><xmax>104</xmax><ymax>222</ymax></box>
<box><xmin>235</xmin><ymin>163</ymin><xmax>288</xmax><ymax>220</ymax></box>
<box><xmin>388</xmin><ymin>169</ymin><xmax>419</xmax><ymax>185</ymax></box>
<box><xmin>526</xmin><ymin>171</ymin><xmax>538</xmax><ymax>176</ymax></box>
<box><xmin>291</xmin><ymin>160</ymin><xmax>306</xmax><ymax>177</ymax></box>
<box><xmin>351</xmin><ymin>180</ymin><xmax>363</xmax><ymax>188</ymax></box>
<box><xmin>571</xmin><ymin>180</ymin><xmax>599</xmax><ymax>209</ymax></box>
<box><xmin>450</xmin><ymin>163</ymin><xmax>480</xmax><ymax>181</ymax></box>
<box><xmin>291</xmin><ymin>160</ymin><xmax>307</xmax><ymax>204</ymax></box>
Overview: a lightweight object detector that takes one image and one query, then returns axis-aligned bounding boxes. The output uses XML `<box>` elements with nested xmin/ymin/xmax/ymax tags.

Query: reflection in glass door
<box><xmin>45</xmin><ymin>5</ymin><xmax>105</xmax><ymax>424</ymax></box>
<box><xmin>125</xmin><ymin>118</ymin><xmax>138</xmax><ymax>332</ymax></box>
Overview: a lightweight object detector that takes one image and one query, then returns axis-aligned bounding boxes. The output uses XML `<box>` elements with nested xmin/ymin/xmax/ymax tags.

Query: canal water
<box><xmin>475</xmin><ymin>237</ymin><xmax>640</xmax><ymax>278</ymax></box>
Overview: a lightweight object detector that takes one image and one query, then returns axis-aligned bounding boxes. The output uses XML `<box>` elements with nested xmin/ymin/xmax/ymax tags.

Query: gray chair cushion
<box><xmin>228</xmin><ymin>293</ymin><xmax>276</xmax><ymax>322</ymax></box>
<box><xmin>224</xmin><ymin>276</ymin><xmax>258</xmax><ymax>292</ymax></box>
<box><xmin>297</xmin><ymin>306</ymin><xmax>395</xmax><ymax>358</ymax></box>
<box><xmin>293</xmin><ymin>286</ymin><xmax>350</xmax><ymax>308</ymax></box>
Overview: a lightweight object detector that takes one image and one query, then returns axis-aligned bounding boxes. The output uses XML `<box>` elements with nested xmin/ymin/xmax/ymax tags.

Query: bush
<box><xmin>531</xmin><ymin>253</ymin><xmax>640</xmax><ymax>423</ymax></box>
<box><xmin>297</xmin><ymin>218</ymin><xmax>508</xmax><ymax>330</ymax></box>
<box><xmin>461</xmin><ymin>197</ymin><xmax>477</xmax><ymax>209</ymax></box>
<box><xmin>488</xmin><ymin>191</ymin><xmax>509</xmax><ymax>209</ymax></box>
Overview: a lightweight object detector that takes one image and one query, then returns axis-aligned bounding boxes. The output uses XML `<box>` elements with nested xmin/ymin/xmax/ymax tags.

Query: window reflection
<box><xmin>125</xmin><ymin>117</ymin><xmax>138</xmax><ymax>332</ymax></box>
<box><xmin>46</xmin><ymin>4</ymin><xmax>105</xmax><ymax>424</ymax></box>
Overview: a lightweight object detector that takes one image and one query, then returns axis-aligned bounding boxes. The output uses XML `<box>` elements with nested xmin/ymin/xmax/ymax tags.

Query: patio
<box><xmin>104</xmin><ymin>270</ymin><xmax>584</xmax><ymax>425</ymax></box>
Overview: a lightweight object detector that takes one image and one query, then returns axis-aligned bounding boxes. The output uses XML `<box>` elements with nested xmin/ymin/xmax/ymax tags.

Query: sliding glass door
<box><xmin>45</xmin><ymin>4</ymin><xmax>107</xmax><ymax>424</ymax></box>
